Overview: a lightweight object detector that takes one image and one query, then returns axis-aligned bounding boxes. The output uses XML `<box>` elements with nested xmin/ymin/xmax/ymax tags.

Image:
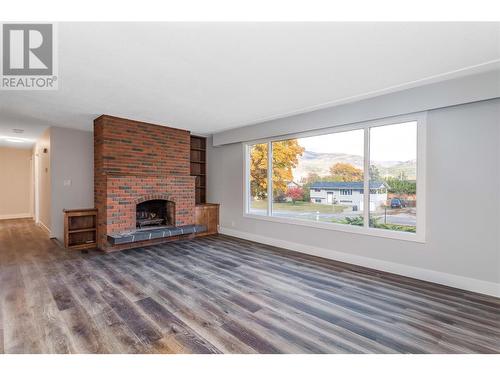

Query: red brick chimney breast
<box><xmin>94</xmin><ymin>115</ymin><xmax>195</xmax><ymax>251</ymax></box>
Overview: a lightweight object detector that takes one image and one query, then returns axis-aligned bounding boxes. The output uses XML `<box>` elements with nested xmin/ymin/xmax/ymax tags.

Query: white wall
<box><xmin>50</xmin><ymin>126</ymin><xmax>94</xmax><ymax>243</ymax></box>
<box><xmin>207</xmin><ymin>99</ymin><xmax>500</xmax><ymax>296</ymax></box>
<box><xmin>0</xmin><ymin>147</ymin><xmax>33</xmax><ymax>219</ymax></box>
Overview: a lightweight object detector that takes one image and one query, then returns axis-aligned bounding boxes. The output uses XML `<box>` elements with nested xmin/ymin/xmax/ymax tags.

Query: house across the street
<box><xmin>286</xmin><ymin>181</ymin><xmax>301</xmax><ymax>190</ymax></box>
<box><xmin>309</xmin><ymin>181</ymin><xmax>387</xmax><ymax>210</ymax></box>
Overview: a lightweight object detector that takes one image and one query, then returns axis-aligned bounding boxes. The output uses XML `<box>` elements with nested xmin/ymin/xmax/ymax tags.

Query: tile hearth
<box><xmin>107</xmin><ymin>224</ymin><xmax>207</xmax><ymax>245</ymax></box>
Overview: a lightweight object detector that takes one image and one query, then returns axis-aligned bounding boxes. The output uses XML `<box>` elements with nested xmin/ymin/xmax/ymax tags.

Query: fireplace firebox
<box><xmin>136</xmin><ymin>199</ymin><xmax>175</xmax><ymax>229</ymax></box>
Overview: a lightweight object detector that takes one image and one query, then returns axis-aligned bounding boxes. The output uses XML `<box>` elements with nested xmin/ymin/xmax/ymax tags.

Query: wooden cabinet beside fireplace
<box><xmin>63</xmin><ymin>208</ymin><xmax>98</xmax><ymax>250</ymax></box>
<box><xmin>194</xmin><ymin>203</ymin><xmax>219</xmax><ymax>236</ymax></box>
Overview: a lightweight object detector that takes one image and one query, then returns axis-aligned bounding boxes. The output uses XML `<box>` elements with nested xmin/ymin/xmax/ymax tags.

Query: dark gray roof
<box><xmin>310</xmin><ymin>181</ymin><xmax>386</xmax><ymax>190</ymax></box>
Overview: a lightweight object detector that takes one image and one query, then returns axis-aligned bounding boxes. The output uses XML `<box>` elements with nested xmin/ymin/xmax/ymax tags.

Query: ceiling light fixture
<box><xmin>1</xmin><ymin>136</ymin><xmax>35</xmax><ymax>144</ymax></box>
<box><xmin>12</xmin><ymin>129</ymin><xmax>25</xmax><ymax>134</ymax></box>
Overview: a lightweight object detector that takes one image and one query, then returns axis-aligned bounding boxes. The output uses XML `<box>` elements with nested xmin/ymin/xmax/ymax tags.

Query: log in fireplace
<box><xmin>136</xmin><ymin>199</ymin><xmax>175</xmax><ymax>229</ymax></box>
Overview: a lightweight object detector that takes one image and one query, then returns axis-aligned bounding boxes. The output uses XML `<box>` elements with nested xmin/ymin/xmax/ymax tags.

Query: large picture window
<box><xmin>245</xmin><ymin>114</ymin><xmax>426</xmax><ymax>241</ymax></box>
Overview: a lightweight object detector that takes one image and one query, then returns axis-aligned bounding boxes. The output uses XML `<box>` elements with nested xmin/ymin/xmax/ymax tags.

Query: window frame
<box><xmin>243</xmin><ymin>113</ymin><xmax>427</xmax><ymax>242</ymax></box>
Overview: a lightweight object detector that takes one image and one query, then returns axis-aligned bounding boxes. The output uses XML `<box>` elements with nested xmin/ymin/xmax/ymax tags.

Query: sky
<box><xmin>298</xmin><ymin>121</ymin><xmax>417</xmax><ymax>162</ymax></box>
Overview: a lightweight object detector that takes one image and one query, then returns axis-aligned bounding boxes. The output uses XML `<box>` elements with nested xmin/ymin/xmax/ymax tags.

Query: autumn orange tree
<box><xmin>329</xmin><ymin>162</ymin><xmax>363</xmax><ymax>182</ymax></box>
<box><xmin>249</xmin><ymin>140</ymin><xmax>304</xmax><ymax>199</ymax></box>
<box><xmin>249</xmin><ymin>143</ymin><xmax>269</xmax><ymax>199</ymax></box>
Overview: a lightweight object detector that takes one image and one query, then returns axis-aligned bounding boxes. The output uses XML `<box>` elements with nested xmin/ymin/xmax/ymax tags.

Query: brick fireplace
<box><xmin>94</xmin><ymin>115</ymin><xmax>195</xmax><ymax>251</ymax></box>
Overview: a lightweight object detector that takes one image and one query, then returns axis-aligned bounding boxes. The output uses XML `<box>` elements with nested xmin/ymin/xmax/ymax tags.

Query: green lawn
<box><xmin>332</xmin><ymin>216</ymin><xmax>416</xmax><ymax>233</ymax></box>
<box><xmin>250</xmin><ymin>200</ymin><xmax>347</xmax><ymax>213</ymax></box>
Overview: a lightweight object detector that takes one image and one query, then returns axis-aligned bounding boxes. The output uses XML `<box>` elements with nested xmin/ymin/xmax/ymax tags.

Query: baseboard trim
<box><xmin>0</xmin><ymin>213</ymin><xmax>32</xmax><ymax>220</ymax></box>
<box><xmin>37</xmin><ymin>221</ymin><xmax>53</xmax><ymax>237</ymax></box>
<box><xmin>220</xmin><ymin>227</ymin><xmax>500</xmax><ymax>298</ymax></box>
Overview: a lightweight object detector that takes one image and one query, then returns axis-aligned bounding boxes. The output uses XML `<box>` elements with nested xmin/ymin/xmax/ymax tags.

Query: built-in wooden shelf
<box><xmin>64</xmin><ymin>208</ymin><xmax>98</xmax><ymax>251</ymax></box>
<box><xmin>190</xmin><ymin>136</ymin><xmax>207</xmax><ymax>204</ymax></box>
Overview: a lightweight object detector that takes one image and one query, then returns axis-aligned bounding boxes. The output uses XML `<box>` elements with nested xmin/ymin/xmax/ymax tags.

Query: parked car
<box><xmin>390</xmin><ymin>198</ymin><xmax>407</xmax><ymax>208</ymax></box>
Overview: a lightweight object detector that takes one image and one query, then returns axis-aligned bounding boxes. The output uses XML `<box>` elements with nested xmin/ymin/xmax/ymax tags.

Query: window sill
<box><xmin>242</xmin><ymin>213</ymin><xmax>425</xmax><ymax>243</ymax></box>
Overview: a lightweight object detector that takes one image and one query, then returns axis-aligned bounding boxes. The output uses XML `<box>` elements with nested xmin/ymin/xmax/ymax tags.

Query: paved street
<box><xmin>249</xmin><ymin>207</ymin><xmax>416</xmax><ymax>227</ymax></box>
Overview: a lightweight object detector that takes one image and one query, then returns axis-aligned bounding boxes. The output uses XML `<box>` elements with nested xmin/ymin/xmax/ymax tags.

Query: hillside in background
<box><xmin>294</xmin><ymin>151</ymin><xmax>416</xmax><ymax>181</ymax></box>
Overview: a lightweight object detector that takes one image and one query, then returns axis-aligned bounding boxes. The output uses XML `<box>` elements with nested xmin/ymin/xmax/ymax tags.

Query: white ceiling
<box><xmin>1</xmin><ymin>22</ymin><xmax>499</xmax><ymax>148</ymax></box>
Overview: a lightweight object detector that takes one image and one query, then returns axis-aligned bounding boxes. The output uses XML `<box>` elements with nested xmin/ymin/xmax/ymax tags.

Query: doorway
<box><xmin>327</xmin><ymin>192</ymin><xmax>334</xmax><ymax>204</ymax></box>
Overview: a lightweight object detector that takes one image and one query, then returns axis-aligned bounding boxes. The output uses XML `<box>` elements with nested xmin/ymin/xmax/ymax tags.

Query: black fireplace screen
<box><xmin>136</xmin><ymin>199</ymin><xmax>175</xmax><ymax>228</ymax></box>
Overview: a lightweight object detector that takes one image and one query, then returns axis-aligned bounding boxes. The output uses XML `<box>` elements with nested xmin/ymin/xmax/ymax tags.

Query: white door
<box><xmin>327</xmin><ymin>192</ymin><xmax>333</xmax><ymax>204</ymax></box>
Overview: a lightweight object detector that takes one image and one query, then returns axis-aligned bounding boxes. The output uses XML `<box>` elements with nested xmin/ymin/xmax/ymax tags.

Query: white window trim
<box><xmin>243</xmin><ymin>112</ymin><xmax>427</xmax><ymax>243</ymax></box>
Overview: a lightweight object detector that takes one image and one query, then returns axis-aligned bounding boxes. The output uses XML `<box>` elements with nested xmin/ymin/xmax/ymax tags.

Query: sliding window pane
<box><xmin>248</xmin><ymin>143</ymin><xmax>268</xmax><ymax>215</ymax></box>
<box><xmin>271</xmin><ymin>129</ymin><xmax>365</xmax><ymax>226</ymax></box>
<box><xmin>369</xmin><ymin>122</ymin><xmax>417</xmax><ymax>232</ymax></box>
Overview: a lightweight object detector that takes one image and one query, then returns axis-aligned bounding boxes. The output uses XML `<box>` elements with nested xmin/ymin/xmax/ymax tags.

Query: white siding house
<box><xmin>309</xmin><ymin>181</ymin><xmax>387</xmax><ymax>211</ymax></box>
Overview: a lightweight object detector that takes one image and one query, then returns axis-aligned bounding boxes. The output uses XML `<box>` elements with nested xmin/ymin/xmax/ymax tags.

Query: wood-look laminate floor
<box><xmin>0</xmin><ymin>219</ymin><xmax>499</xmax><ymax>354</ymax></box>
